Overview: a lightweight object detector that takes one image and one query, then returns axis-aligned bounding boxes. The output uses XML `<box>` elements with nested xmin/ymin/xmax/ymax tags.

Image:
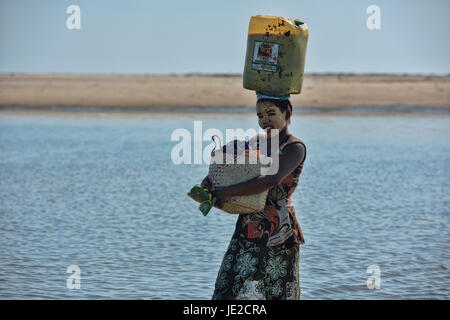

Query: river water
<box><xmin>0</xmin><ymin>112</ymin><xmax>449</xmax><ymax>299</ymax></box>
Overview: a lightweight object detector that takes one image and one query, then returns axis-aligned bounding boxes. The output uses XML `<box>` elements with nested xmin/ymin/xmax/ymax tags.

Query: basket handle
<box><xmin>209</xmin><ymin>134</ymin><xmax>224</xmax><ymax>188</ymax></box>
<box><xmin>211</xmin><ymin>135</ymin><xmax>222</xmax><ymax>155</ymax></box>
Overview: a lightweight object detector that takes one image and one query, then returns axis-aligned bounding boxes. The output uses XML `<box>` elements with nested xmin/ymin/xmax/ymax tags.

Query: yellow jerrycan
<box><xmin>243</xmin><ymin>15</ymin><xmax>309</xmax><ymax>95</ymax></box>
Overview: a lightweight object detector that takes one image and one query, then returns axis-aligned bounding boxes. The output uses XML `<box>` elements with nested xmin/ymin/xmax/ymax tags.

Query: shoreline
<box><xmin>1</xmin><ymin>73</ymin><xmax>449</xmax><ymax>114</ymax></box>
<box><xmin>1</xmin><ymin>107</ymin><xmax>449</xmax><ymax>119</ymax></box>
<box><xmin>1</xmin><ymin>104</ymin><xmax>449</xmax><ymax>115</ymax></box>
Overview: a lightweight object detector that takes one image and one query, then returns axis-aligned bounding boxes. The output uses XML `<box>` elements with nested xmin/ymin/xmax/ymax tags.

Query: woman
<box><xmin>202</xmin><ymin>98</ymin><xmax>307</xmax><ymax>300</ymax></box>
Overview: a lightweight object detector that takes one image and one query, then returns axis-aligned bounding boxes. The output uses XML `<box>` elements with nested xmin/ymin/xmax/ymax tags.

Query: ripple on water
<box><xmin>0</xmin><ymin>114</ymin><xmax>449</xmax><ymax>299</ymax></box>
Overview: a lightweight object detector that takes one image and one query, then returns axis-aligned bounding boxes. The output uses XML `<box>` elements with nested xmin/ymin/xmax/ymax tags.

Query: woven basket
<box><xmin>208</xmin><ymin>135</ymin><xmax>271</xmax><ymax>214</ymax></box>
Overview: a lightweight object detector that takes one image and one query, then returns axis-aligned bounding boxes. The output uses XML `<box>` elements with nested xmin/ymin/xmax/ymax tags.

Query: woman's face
<box><xmin>256</xmin><ymin>100</ymin><xmax>287</xmax><ymax>135</ymax></box>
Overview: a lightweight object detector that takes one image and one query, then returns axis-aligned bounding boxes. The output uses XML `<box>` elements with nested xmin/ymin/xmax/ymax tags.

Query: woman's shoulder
<box><xmin>281</xmin><ymin>135</ymin><xmax>306</xmax><ymax>150</ymax></box>
<box><xmin>280</xmin><ymin>135</ymin><xmax>307</xmax><ymax>164</ymax></box>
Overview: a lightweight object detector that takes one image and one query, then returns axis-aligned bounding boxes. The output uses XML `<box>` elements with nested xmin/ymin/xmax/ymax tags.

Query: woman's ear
<box><xmin>285</xmin><ymin>109</ymin><xmax>292</xmax><ymax>122</ymax></box>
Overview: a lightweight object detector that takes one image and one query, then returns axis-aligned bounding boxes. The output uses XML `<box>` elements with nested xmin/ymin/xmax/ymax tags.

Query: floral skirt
<box><xmin>212</xmin><ymin>236</ymin><xmax>300</xmax><ymax>300</ymax></box>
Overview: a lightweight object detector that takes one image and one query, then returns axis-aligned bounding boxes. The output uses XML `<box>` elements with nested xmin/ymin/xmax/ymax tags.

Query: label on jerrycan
<box><xmin>251</xmin><ymin>41</ymin><xmax>279</xmax><ymax>72</ymax></box>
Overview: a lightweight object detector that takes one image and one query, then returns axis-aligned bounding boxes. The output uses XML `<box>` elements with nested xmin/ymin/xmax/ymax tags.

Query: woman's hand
<box><xmin>211</xmin><ymin>186</ymin><xmax>233</xmax><ymax>209</ymax></box>
<box><xmin>200</xmin><ymin>175</ymin><xmax>212</xmax><ymax>190</ymax></box>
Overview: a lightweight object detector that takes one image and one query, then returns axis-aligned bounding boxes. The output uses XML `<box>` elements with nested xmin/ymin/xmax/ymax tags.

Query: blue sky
<box><xmin>0</xmin><ymin>0</ymin><xmax>449</xmax><ymax>74</ymax></box>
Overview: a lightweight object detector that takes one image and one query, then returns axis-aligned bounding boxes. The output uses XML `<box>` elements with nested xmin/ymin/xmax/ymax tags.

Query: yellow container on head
<box><xmin>243</xmin><ymin>15</ymin><xmax>309</xmax><ymax>95</ymax></box>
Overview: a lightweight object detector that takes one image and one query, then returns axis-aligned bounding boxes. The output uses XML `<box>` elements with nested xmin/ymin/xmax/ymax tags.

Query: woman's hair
<box><xmin>257</xmin><ymin>98</ymin><xmax>293</xmax><ymax>124</ymax></box>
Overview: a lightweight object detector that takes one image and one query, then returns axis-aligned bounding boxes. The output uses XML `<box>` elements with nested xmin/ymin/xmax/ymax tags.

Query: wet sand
<box><xmin>0</xmin><ymin>73</ymin><xmax>449</xmax><ymax>113</ymax></box>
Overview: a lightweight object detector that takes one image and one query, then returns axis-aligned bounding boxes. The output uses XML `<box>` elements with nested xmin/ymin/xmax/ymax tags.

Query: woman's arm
<box><xmin>212</xmin><ymin>143</ymin><xmax>305</xmax><ymax>207</ymax></box>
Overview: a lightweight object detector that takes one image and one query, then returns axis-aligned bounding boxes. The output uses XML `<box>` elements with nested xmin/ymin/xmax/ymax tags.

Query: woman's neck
<box><xmin>279</xmin><ymin>126</ymin><xmax>290</xmax><ymax>144</ymax></box>
<box><xmin>268</xmin><ymin>126</ymin><xmax>290</xmax><ymax>145</ymax></box>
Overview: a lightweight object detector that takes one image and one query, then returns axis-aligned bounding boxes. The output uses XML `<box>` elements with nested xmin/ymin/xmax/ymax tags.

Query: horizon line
<box><xmin>1</xmin><ymin>71</ymin><xmax>449</xmax><ymax>77</ymax></box>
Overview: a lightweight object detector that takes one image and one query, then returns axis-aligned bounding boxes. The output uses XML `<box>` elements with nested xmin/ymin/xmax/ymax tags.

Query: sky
<box><xmin>0</xmin><ymin>0</ymin><xmax>449</xmax><ymax>75</ymax></box>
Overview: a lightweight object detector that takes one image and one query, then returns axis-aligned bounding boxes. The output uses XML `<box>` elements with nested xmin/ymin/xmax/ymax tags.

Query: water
<box><xmin>0</xmin><ymin>112</ymin><xmax>449</xmax><ymax>299</ymax></box>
